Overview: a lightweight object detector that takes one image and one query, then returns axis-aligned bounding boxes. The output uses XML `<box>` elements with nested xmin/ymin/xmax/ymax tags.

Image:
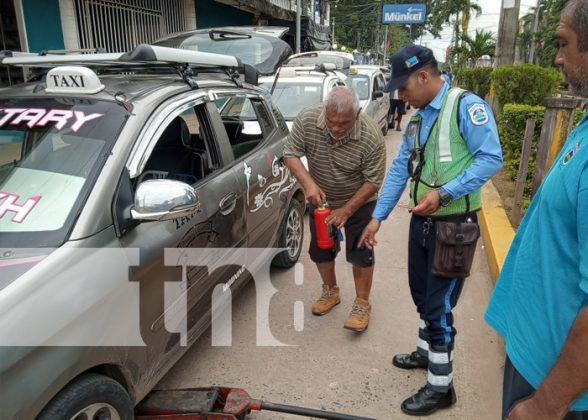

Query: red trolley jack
<box><xmin>135</xmin><ymin>386</ymin><xmax>377</xmax><ymax>420</ymax></box>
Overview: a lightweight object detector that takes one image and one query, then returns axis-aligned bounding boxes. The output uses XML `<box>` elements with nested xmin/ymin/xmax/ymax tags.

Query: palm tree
<box><xmin>458</xmin><ymin>29</ymin><xmax>496</xmax><ymax>66</ymax></box>
<box><xmin>432</xmin><ymin>0</ymin><xmax>482</xmax><ymax>66</ymax></box>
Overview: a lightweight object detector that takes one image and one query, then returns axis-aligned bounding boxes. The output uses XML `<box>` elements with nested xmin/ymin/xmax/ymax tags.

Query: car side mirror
<box><xmin>131</xmin><ymin>179</ymin><xmax>200</xmax><ymax>221</ymax></box>
<box><xmin>372</xmin><ymin>90</ymin><xmax>384</xmax><ymax>100</ymax></box>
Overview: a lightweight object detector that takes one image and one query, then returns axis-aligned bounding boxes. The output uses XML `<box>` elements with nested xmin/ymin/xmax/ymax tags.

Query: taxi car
<box><xmin>0</xmin><ymin>45</ymin><xmax>304</xmax><ymax>419</ymax></box>
<box><xmin>258</xmin><ymin>64</ymin><xmax>347</xmax><ymax>131</ymax></box>
<box><xmin>346</xmin><ymin>65</ymin><xmax>390</xmax><ymax>135</ymax></box>
<box><xmin>258</xmin><ymin>64</ymin><xmax>346</xmax><ymax>171</ymax></box>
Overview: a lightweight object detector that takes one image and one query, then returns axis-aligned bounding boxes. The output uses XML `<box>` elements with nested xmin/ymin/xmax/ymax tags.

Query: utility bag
<box><xmin>433</xmin><ymin>221</ymin><xmax>480</xmax><ymax>278</ymax></box>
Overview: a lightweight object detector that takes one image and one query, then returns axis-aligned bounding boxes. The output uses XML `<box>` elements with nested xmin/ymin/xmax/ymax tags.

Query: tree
<box><xmin>431</xmin><ymin>0</ymin><xmax>482</xmax><ymax>67</ymax></box>
<box><xmin>457</xmin><ymin>29</ymin><xmax>496</xmax><ymax>66</ymax></box>
<box><xmin>331</xmin><ymin>0</ymin><xmax>441</xmax><ymax>59</ymax></box>
<box><xmin>516</xmin><ymin>0</ymin><xmax>568</xmax><ymax>68</ymax></box>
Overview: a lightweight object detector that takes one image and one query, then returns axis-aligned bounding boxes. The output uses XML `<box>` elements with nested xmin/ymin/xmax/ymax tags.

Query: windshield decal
<box><xmin>0</xmin><ymin>192</ymin><xmax>41</xmax><ymax>223</ymax></box>
<box><xmin>0</xmin><ymin>108</ymin><xmax>103</xmax><ymax>132</ymax></box>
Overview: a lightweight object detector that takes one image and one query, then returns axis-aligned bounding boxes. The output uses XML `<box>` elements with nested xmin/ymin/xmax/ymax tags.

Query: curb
<box><xmin>478</xmin><ymin>181</ymin><xmax>515</xmax><ymax>283</ymax></box>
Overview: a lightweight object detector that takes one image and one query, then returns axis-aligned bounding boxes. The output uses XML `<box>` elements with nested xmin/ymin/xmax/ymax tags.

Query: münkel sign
<box><xmin>382</xmin><ymin>4</ymin><xmax>426</xmax><ymax>24</ymax></box>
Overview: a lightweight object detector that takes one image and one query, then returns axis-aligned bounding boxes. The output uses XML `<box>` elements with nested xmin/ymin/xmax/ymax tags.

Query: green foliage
<box><xmin>455</xmin><ymin>67</ymin><xmax>493</xmax><ymax>99</ymax></box>
<box><xmin>491</xmin><ymin>65</ymin><xmax>563</xmax><ymax>106</ymax></box>
<box><xmin>498</xmin><ymin>105</ymin><xmax>545</xmax><ymax>201</ymax></box>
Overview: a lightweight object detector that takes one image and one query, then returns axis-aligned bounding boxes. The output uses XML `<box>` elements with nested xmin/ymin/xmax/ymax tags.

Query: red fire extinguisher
<box><xmin>314</xmin><ymin>204</ymin><xmax>334</xmax><ymax>250</ymax></box>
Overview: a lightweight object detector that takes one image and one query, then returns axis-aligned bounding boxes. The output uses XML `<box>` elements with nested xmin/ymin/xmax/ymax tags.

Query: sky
<box><xmin>414</xmin><ymin>0</ymin><xmax>537</xmax><ymax>62</ymax></box>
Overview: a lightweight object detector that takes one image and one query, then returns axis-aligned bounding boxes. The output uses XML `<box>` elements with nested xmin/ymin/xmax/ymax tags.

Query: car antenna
<box><xmin>270</xmin><ymin>66</ymin><xmax>283</xmax><ymax>96</ymax></box>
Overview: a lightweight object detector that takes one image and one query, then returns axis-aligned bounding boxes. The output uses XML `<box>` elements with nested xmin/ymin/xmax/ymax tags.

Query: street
<box><xmin>156</xmin><ymin>118</ymin><xmax>506</xmax><ymax>420</ymax></box>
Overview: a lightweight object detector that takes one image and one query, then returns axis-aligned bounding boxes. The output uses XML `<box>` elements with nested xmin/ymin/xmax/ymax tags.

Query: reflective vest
<box><xmin>407</xmin><ymin>87</ymin><xmax>482</xmax><ymax>216</ymax></box>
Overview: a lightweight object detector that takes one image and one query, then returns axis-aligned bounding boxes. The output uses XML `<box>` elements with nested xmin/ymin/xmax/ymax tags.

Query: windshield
<box><xmin>0</xmin><ymin>98</ymin><xmax>127</xmax><ymax>248</ymax></box>
<box><xmin>346</xmin><ymin>75</ymin><xmax>371</xmax><ymax>100</ymax></box>
<box><xmin>155</xmin><ymin>31</ymin><xmax>292</xmax><ymax>75</ymax></box>
<box><xmin>259</xmin><ymin>82</ymin><xmax>323</xmax><ymax>120</ymax></box>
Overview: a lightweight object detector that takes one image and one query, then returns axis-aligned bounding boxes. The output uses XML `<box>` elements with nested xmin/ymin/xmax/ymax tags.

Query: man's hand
<box><xmin>506</xmin><ymin>395</ymin><xmax>564</xmax><ymax>420</ymax></box>
<box><xmin>410</xmin><ymin>190</ymin><xmax>441</xmax><ymax>216</ymax></box>
<box><xmin>325</xmin><ymin>207</ymin><xmax>352</xmax><ymax>229</ymax></box>
<box><xmin>304</xmin><ymin>182</ymin><xmax>326</xmax><ymax>207</ymax></box>
<box><xmin>358</xmin><ymin>219</ymin><xmax>381</xmax><ymax>250</ymax></box>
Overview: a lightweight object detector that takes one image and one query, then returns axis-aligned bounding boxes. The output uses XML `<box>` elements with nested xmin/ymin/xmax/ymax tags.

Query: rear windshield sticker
<box><xmin>0</xmin><ymin>108</ymin><xmax>103</xmax><ymax>132</ymax></box>
<box><xmin>0</xmin><ymin>192</ymin><xmax>41</xmax><ymax>223</ymax></box>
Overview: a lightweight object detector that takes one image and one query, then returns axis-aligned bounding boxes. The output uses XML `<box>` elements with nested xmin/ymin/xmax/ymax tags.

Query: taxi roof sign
<box><xmin>45</xmin><ymin>66</ymin><xmax>105</xmax><ymax>94</ymax></box>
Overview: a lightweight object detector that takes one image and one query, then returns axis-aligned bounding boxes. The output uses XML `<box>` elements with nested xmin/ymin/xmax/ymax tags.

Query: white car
<box><xmin>259</xmin><ymin>65</ymin><xmax>347</xmax><ymax>169</ymax></box>
<box><xmin>346</xmin><ymin>65</ymin><xmax>391</xmax><ymax>135</ymax></box>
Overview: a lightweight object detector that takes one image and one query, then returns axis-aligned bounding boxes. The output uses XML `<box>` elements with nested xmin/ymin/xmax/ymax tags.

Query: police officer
<box><xmin>359</xmin><ymin>45</ymin><xmax>503</xmax><ymax>416</ymax></box>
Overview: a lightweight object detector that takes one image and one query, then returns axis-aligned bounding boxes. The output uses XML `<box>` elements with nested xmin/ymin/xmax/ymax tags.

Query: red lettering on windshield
<box><xmin>0</xmin><ymin>192</ymin><xmax>41</xmax><ymax>223</ymax></box>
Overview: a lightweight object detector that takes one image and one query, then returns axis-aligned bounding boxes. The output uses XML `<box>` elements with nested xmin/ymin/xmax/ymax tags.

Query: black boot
<box><xmin>400</xmin><ymin>386</ymin><xmax>456</xmax><ymax>416</ymax></box>
<box><xmin>392</xmin><ymin>351</ymin><xmax>428</xmax><ymax>369</ymax></box>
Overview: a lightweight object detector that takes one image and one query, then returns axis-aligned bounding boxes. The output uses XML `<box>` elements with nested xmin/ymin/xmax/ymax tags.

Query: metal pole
<box><xmin>383</xmin><ymin>25</ymin><xmax>388</xmax><ymax>64</ymax></box>
<box><xmin>296</xmin><ymin>0</ymin><xmax>301</xmax><ymax>53</ymax></box>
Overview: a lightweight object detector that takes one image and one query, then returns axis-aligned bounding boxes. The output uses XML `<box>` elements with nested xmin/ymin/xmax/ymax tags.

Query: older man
<box><xmin>485</xmin><ymin>1</ymin><xmax>588</xmax><ymax>419</ymax></box>
<box><xmin>283</xmin><ymin>87</ymin><xmax>385</xmax><ymax>332</ymax></box>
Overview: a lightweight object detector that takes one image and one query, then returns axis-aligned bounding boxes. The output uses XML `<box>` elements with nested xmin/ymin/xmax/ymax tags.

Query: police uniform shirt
<box><xmin>372</xmin><ymin>81</ymin><xmax>503</xmax><ymax>220</ymax></box>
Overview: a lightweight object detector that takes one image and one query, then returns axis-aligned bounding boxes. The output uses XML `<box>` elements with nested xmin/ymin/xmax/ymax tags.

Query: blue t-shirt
<box><xmin>485</xmin><ymin>114</ymin><xmax>588</xmax><ymax>411</ymax></box>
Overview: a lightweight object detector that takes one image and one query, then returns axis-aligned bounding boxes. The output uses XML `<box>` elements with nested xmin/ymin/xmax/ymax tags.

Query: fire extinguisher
<box><xmin>314</xmin><ymin>204</ymin><xmax>334</xmax><ymax>250</ymax></box>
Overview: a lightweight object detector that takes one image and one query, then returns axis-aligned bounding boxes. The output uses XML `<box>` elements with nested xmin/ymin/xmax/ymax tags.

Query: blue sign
<box><xmin>382</xmin><ymin>4</ymin><xmax>426</xmax><ymax>24</ymax></box>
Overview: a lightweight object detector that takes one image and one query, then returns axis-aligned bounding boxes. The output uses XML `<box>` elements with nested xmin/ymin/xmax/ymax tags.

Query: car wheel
<box><xmin>272</xmin><ymin>199</ymin><xmax>304</xmax><ymax>268</ymax></box>
<box><xmin>38</xmin><ymin>373</ymin><xmax>134</xmax><ymax>420</ymax></box>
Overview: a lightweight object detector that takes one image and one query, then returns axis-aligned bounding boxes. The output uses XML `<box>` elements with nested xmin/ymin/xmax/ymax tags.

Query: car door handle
<box><xmin>219</xmin><ymin>193</ymin><xmax>237</xmax><ymax>215</ymax></box>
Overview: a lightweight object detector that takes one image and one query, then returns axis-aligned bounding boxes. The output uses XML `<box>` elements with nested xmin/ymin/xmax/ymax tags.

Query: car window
<box><xmin>346</xmin><ymin>75</ymin><xmax>371</xmax><ymax>100</ymax></box>
<box><xmin>138</xmin><ymin>104</ymin><xmax>217</xmax><ymax>185</ymax></box>
<box><xmin>374</xmin><ymin>74</ymin><xmax>385</xmax><ymax>91</ymax></box>
<box><xmin>259</xmin><ymin>81</ymin><xmax>323</xmax><ymax>120</ymax></box>
<box><xmin>214</xmin><ymin>94</ymin><xmax>275</xmax><ymax>159</ymax></box>
<box><xmin>0</xmin><ymin>99</ymin><xmax>127</xmax><ymax>247</ymax></box>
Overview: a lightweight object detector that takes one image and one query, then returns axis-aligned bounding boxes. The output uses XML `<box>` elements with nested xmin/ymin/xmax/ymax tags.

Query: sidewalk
<box><xmin>155</xmin><ymin>119</ymin><xmax>506</xmax><ymax>419</ymax></box>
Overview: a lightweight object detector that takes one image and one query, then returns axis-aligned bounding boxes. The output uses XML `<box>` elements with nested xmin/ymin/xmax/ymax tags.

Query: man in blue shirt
<box><xmin>485</xmin><ymin>1</ymin><xmax>588</xmax><ymax>418</ymax></box>
<box><xmin>359</xmin><ymin>44</ymin><xmax>502</xmax><ymax>415</ymax></box>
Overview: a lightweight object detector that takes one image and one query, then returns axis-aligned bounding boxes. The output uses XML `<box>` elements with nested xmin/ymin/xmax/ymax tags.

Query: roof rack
<box><xmin>0</xmin><ymin>44</ymin><xmax>258</xmax><ymax>86</ymax></box>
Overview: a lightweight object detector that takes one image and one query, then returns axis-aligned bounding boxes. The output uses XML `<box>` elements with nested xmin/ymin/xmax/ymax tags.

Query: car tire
<box><xmin>272</xmin><ymin>199</ymin><xmax>304</xmax><ymax>268</ymax></box>
<box><xmin>37</xmin><ymin>373</ymin><xmax>134</xmax><ymax>420</ymax></box>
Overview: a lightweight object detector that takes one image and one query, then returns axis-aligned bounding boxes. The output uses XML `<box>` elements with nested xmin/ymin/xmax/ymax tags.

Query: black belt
<box><xmin>417</xmin><ymin>211</ymin><xmax>479</xmax><ymax>223</ymax></box>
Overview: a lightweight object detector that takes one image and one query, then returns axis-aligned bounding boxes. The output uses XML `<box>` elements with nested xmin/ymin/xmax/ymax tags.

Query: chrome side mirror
<box><xmin>131</xmin><ymin>179</ymin><xmax>200</xmax><ymax>221</ymax></box>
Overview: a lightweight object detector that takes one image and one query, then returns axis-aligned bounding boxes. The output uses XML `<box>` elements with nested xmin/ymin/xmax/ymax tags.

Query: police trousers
<box><xmin>408</xmin><ymin>213</ymin><xmax>477</xmax><ymax>347</ymax></box>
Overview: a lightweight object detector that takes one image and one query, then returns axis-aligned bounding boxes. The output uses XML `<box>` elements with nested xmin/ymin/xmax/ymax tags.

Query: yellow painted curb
<box><xmin>477</xmin><ymin>181</ymin><xmax>515</xmax><ymax>283</ymax></box>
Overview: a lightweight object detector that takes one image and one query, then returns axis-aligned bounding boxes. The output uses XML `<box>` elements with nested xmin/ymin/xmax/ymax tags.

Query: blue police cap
<box><xmin>384</xmin><ymin>44</ymin><xmax>437</xmax><ymax>92</ymax></box>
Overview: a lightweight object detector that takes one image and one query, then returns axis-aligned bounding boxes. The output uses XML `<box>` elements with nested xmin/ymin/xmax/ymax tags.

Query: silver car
<box><xmin>0</xmin><ymin>45</ymin><xmax>304</xmax><ymax>419</ymax></box>
<box><xmin>346</xmin><ymin>65</ymin><xmax>391</xmax><ymax>135</ymax></box>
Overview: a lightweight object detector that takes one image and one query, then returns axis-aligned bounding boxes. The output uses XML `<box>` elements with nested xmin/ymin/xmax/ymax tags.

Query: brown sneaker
<box><xmin>344</xmin><ymin>298</ymin><xmax>371</xmax><ymax>332</ymax></box>
<box><xmin>311</xmin><ymin>285</ymin><xmax>341</xmax><ymax>315</ymax></box>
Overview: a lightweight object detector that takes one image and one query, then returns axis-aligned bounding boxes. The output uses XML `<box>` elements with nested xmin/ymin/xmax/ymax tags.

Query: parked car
<box><xmin>346</xmin><ymin>65</ymin><xmax>391</xmax><ymax>135</ymax></box>
<box><xmin>283</xmin><ymin>50</ymin><xmax>354</xmax><ymax>75</ymax></box>
<box><xmin>258</xmin><ymin>64</ymin><xmax>346</xmax><ymax>170</ymax></box>
<box><xmin>258</xmin><ymin>64</ymin><xmax>347</xmax><ymax>130</ymax></box>
<box><xmin>154</xmin><ymin>26</ymin><xmax>293</xmax><ymax>76</ymax></box>
<box><xmin>0</xmin><ymin>44</ymin><xmax>304</xmax><ymax>419</ymax></box>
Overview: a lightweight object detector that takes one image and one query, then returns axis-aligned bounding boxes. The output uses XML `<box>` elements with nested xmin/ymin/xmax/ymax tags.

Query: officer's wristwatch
<box><xmin>438</xmin><ymin>188</ymin><xmax>452</xmax><ymax>207</ymax></box>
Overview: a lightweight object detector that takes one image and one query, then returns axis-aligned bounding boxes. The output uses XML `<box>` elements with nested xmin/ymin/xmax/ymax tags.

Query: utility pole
<box><xmin>494</xmin><ymin>0</ymin><xmax>521</xmax><ymax>67</ymax></box>
<box><xmin>296</xmin><ymin>0</ymin><xmax>301</xmax><ymax>53</ymax></box>
<box><xmin>528</xmin><ymin>0</ymin><xmax>541</xmax><ymax>64</ymax></box>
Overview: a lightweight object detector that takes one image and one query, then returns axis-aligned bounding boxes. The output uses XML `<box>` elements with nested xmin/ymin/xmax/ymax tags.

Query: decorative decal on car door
<box><xmin>246</xmin><ymin>156</ymin><xmax>296</xmax><ymax>213</ymax></box>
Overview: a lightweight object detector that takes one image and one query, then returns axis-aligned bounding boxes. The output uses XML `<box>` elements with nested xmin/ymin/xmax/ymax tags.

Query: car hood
<box><xmin>154</xmin><ymin>27</ymin><xmax>293</xmax><ymax>76</ymax></box>
<box><xmin>0</xmin><ymin>248</ymin><xmax>52</xmax><ymax>292</ymax></box>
